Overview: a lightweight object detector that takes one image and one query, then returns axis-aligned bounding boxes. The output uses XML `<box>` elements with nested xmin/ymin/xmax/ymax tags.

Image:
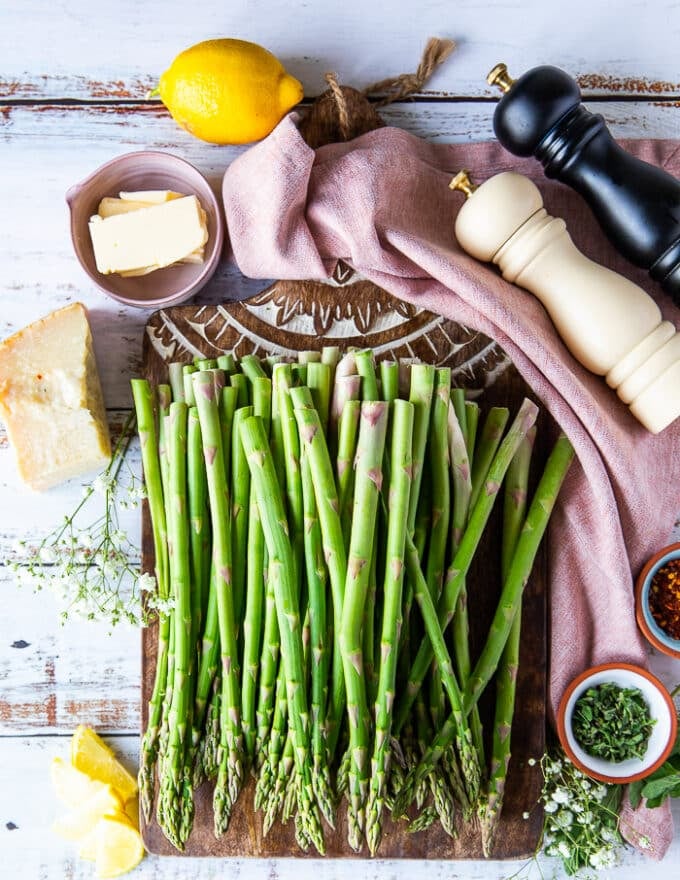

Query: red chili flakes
<box><xmin>649</xmin><ymin>559</ymin><xmax>680</xmax><ymax>640</ymax></box>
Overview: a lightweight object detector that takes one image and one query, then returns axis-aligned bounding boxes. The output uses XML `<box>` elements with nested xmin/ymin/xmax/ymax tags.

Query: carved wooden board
<box><xmin>140</xmin><ymin>277</ymin><xmax>549</xmax><ymax>860</ymax></box>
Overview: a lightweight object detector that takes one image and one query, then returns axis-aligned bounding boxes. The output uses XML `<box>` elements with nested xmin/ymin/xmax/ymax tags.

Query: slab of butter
<box><xmin>0</xmin><ymin>303</ymin><xmax>111</xmax><ymax>491</ymax></box>
<box><xmin>89</xmin><ymin>195</ymin><xmax>208</xmax><ymax>275</ymax></box>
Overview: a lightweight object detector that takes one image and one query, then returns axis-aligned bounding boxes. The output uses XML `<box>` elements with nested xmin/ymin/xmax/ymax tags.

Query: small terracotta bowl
<box><xmin>66</xmin><ymin>151</ymin><xmax>224</xmax><ymax>308</ymax></box>
<box><xmin>636</xmin><ymin>542</ymin><xmax>680</xmax><ymax>659</ymax></box>
<box><xmin>557</xmin><ymin>662</ymin><xmax>677</xmax><ymax>784</ymax></box>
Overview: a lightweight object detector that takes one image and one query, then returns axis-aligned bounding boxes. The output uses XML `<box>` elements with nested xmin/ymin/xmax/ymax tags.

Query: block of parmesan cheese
<box><xmin>0</xmin><ymin>303</ymin><xmax>111</xmax><ymax>490</ymax></box>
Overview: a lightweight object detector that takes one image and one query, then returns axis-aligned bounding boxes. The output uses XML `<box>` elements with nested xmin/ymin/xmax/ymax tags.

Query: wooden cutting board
<box><xmin>140</xmin><ymin>275</ymin><xmax>549</xmax><ymax>860</ymax></box>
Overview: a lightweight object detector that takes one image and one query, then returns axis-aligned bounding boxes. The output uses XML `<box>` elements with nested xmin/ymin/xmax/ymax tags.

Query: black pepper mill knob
<box><xmin>487</xmin><ymin>62</ymin><xmax>680</xmax><ymax>306</ymax></box>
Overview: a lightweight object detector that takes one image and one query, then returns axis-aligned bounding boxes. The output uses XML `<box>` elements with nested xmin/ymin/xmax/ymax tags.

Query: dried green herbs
<box><xmin>572</xmin><ymin>682</ymin><xmax>655</xmax><ymax>763</ymax></box>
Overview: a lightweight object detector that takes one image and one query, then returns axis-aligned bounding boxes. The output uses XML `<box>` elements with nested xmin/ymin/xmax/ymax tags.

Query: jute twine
<box><xmin>323</xmin><ymin>37</ymin><xmax>456</xmax><ymax>140</ymax></box>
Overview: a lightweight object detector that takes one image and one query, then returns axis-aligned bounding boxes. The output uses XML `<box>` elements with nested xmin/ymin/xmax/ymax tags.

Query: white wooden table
<box><xmin>1</xmin><ymin>1</ymin><xmax>679</xmax><ymax>877</ymax></box>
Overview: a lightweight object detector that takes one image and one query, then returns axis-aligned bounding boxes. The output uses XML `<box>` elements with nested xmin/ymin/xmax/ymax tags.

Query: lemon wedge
<box><xmin>71</xmin><ymin>726</ymin><xmax>138</xmax><ymax>804</ymax></box>
<box><xmin>93</xmin><ymin>815</ymin><xmax>146</xmax><ymax>878</ymax></box>
<box><xmin>51</xmin><ymin>757</ymin><xmax>111</xmax><ymax>809</ymax></box>
<box><xmin>52</xmin><ymin>784</ymin><xmax>123</xmax><ymax>841</ymax></box>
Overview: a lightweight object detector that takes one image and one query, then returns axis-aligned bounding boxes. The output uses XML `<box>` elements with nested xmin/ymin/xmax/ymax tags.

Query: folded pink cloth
<box><xmin>222</xmin><ymin>115</ymin><xmax>679</xmax><ymax>856</ymax></box>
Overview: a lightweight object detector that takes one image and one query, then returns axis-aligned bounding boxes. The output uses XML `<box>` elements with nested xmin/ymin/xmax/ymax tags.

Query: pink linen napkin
<box><xmin>222</xmin><ymin>115</ymin><xmax>680</xmax><ymax>856</ymax></box>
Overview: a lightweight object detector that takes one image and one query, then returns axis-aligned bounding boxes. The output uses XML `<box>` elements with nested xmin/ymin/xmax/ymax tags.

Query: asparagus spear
<box><xmin>187</xmin><ymin>407</ymin><xmax>209</xmax><ymax>655</ymax></box>
<box><xmin>292</xmin><ymin>391</ymin><xmax>348</xmax><ymax>760</ymax></box>
<box><xmin>401</xmin><ymin>432</ymin><xmax>574</xmax><ymax>799</ymax></box>
<box><xmin>463</xmin><ymin>434</ymin><xmax>575</xmax><ymax>712</ymax></box>
<box><xmin>452</xmin><ymin>407</ymin><xmax>510</xmax><ymax>767</ymax></box>
<box><xmin>301</xmin><ymin>366</ymin><xmax>334</xmax><ymax>827</ymax></box>
<box><xmin>168</xmin><ymin>362</ymin><xmax>185</xmax><ymax>402</ymax></box>
<box><xmin>394</xmin><ymin>399</ymin><xmax>539</xmax><ymax>733</ymax></box>
<box><xmin>239</xmin><ymin>415</ymin><xmax>325</xmax><ymax>854</ymax></box>
<box><xmin>131</xmin><ymin>379</ymin><xmax>170</xmax><ymax>822</ymax></box>
<box><xmin>341</xmin><ymin>401</ymin><xmax>389</xmax><ymax>851</ymax></box>
<box><xmin>157</xmin><ymin>402</ymin><xmax>195</xmax><ymax>850</ymax></box>
<box><xmin>481</xmin><ymin>425</ymin><xmax>536</xmax><ymax>857</ymax></box>
<box><xmin>241</xmin><ymin>378</ymin><xmax>272</xmax><ymax>762</ymax></box>
<box><xmin>231</xmin><ymin>405</ymin><xmax>254</xmax><ymax>636</ymax></box>
<box><xmin>365</xmin><ymin>399</ymin><xmax>414</xmax><ymax>855</ymax></box>
<box><xmin>191</xmin><ymin>372</ymin><xmax>244</xmax><ymax>836</ymax></box>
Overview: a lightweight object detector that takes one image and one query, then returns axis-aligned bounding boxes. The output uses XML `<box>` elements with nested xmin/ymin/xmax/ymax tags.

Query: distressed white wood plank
<box><xmin>0</xmin><ymin>101</ymin><xmax>678</xmax><ymax>410</ymax></box>
<box><xmin>2</xmin><ymin>0</ymin><xmax>680</xmax><ymax>100</ymax></box>
<box><xmin>2</xmin><ymin>735</ymin><xmax>679</xmax><ymax>878</ymax></box>
<box><xmin>0</xmin><ymin>569</ymin><xmax>140</xmax><ymax>733</ymax></box>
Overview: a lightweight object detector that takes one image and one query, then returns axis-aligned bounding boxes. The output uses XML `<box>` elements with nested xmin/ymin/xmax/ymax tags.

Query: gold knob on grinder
<box><xmin>487</xmin><ymin>62</ymin><xmax>515</xmax><ymax>93</ymax></box>
<box><xmin>449</xmin><ymin>169</ymin><xmax>478</xmax><ymax>198</ymax></box>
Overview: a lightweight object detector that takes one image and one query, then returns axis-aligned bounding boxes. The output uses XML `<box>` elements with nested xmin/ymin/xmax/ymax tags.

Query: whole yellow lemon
<box><xmin>157</xmin><ymin>39</ymin><xmax>304</xmax><ymax>145</ymax></box>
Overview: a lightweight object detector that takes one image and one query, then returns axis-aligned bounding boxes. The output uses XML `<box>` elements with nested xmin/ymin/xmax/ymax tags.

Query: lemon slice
<box><xmin>124</xmin><ymin>794</ymin><xmax>140</xmax><ymax>831</ymax></box>
<box><xmin>71</xmin><ymin>726</ymin><xmax>138</xmax><ymax>804</ymax></box>
<box><xmin>52</xmin><ymin>785</ymin><xmax>124</xmax><ymax>841</ymax></box>
<box><xmin>93</xmin><ymin>815</ymin><xmax>146</xmax><ymax>878</ymax></box>
<box><xmin>51</xmin><ymin>756</ymin><xmax>110</xmax><ymax>809</ymax></box>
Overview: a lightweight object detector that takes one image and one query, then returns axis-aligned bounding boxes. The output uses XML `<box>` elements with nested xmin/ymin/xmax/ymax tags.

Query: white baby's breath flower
<box><xmin>138</xmin><ymin>572</ymin><xmax>157</xmax><ymax>593</ymax></box>
<box><xmin>11</xmin><ymin>539</ymin><xmax>27</xmax><ymax>557</ymax></box>
<box><xmin>556</xmin><ymin>810</ymin><xmax>574</xmax><ymax>829</ymax></box>
<box><xmin>557</xmin><ymin>841</ymin><xmax>571</xmax><ymax>859</ymax></box>
<box><xmin>92</xmin><ymin>473</ymin><xmax>114</xmax><ymax>495</ymax></box>
<box><xmin>522</xmin><ymin>811</ymin><xmax>530</xmax><ymax>820</ymax></box>
<box><xmin>39</xmin><ymin>546</ymin><xmax>56</xmax><ymax>563</ymax></box>
<box><xmin>552</xmin><ymin>788</ymin><xmax>570</xmax><ymax>804</ymax></box>
<box><xmin>638</xmin><ymin>835</ymin><xmax>651</xmax><ymax>850</ymax></box>
<box><xmin>544</xmin><ymin>800</ymin><xmax>558</xmax><ymax>814</ymax></box>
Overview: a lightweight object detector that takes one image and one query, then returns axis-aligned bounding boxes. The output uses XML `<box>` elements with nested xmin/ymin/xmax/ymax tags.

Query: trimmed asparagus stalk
<box><xmin>365</xmin><ymin>399</ymin><xmax>414</xmax><ymax>856</ymax></box>
<box><xmin>481</xmin><ymin>425</ymin><xmax>536</xmax><ymax>857</ymax></box>
<box><xmin>394</xmin><ymin>399</ymin><xmax>539</xmax><ymax>734</ymax></box>
<box><xmin>131</xmin><ymin>379</ymin><xmax>170</xmax><ymax>822</ymax></box>
<box><xmin>292</xmin><ymin>390</ymin><xmax>348</xmax><ymax>760</ymax></box>
<box><xmin>404</xmin><ymin>432</ymin><xmax>574</xmax><ymax>803</ymax></box>
<box><xmin>230</xmin><ymin>405</ymin><xmax>254</xmax><ymax>635</ymax></box>
<box><xmin>157</xmin><ymin>402</ymin><xmax>194</xmax><ymax>850</ymax></box>
<box><xmin>191</xmin><ymin>372</ymin><xmax>244</xmax><ymax>837</ymax></box>
<box><xmin>341</xmin><ymin>401</ymin><xmax>389</xmax><ymax>851</ymax></box>
<box><xmin>241</xmin><ymin>379</ymin><xmax>272</xmax><ymax>761</ymax></box>
<box><xmin>239</xmin><ymin>415</ymin><xmax>325</xmax><ymax>854</ymax></box>
<box><xmin>463</xmin><ymin>433</ymin><xmax>575</xmax><ymax>712</ymax></box>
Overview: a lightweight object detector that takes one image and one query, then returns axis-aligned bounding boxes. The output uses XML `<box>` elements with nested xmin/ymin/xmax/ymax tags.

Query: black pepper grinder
<box><xmin>487</xmin><ymin>62</ymin><xmax>680</xmax><ymax>306</ymax></box>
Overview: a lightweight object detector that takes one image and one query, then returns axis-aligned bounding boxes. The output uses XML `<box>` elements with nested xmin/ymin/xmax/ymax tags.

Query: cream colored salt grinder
<box><xmin>450</xmin><ymin>170</ymin><xmax>680</xmax><ymax>434</ymax></box>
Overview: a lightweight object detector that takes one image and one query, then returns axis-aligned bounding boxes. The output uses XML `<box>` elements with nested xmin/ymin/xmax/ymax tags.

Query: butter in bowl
<box><xmin>66</xmin><ymin>151</ymin><xmax>224</xmax><ymax>308</ymax></box>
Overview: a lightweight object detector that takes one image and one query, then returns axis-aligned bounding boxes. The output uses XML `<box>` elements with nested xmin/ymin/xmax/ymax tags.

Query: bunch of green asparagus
<box><xmin>132</xmin><ymin>348</ymin><xmax>574</xmax><ymax>856</ymax></box>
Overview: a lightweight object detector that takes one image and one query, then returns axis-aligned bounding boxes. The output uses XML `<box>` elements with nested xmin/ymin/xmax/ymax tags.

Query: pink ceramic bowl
<box><xmin>66</xmin><ymin>151</ymin><xmax>224</xmax><ymax>308</ymax></box>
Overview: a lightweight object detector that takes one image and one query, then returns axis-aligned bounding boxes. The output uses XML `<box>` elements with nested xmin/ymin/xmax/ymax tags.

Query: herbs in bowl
<box><xmin>557</xmin><ymin>663</ymin><xmax>677</xmax><ymax>784</ymax></box>
<box><xmin>571</xmin><ymin>682</ymin><xmax>655</xmax><ymax>763</ymax></box>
